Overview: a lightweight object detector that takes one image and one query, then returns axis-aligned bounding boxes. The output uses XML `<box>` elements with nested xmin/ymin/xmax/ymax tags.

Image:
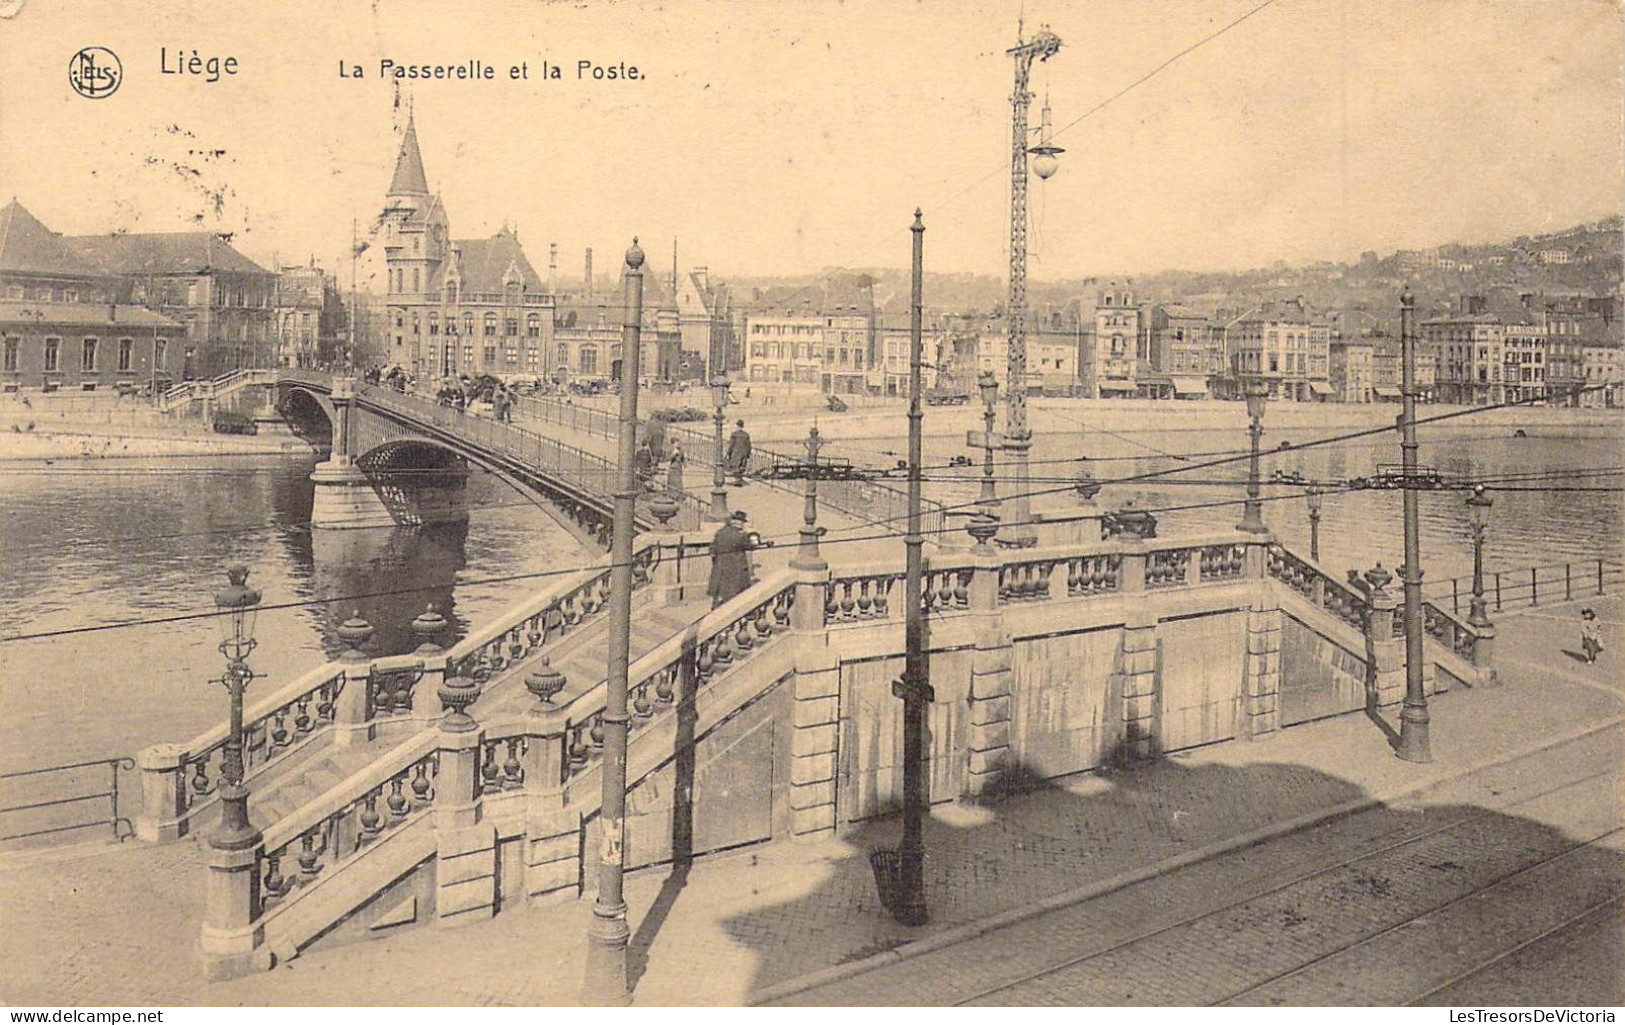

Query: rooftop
<box><xmin>67</xmin><ymin>232</ymin><xmax>270</xmax><ymax>277</ymax></box>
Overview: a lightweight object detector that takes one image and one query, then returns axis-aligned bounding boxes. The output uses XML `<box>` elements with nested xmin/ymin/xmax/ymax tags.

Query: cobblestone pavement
<box><xmin>780</xmin><ymin>730</ymin><xmax>1624</xmax><ymax>1006</ymax></box>
<box><xmin>2</xmin><ymin>599</ymin><xmax>1619</xmax><ymax>1007</ymax></box>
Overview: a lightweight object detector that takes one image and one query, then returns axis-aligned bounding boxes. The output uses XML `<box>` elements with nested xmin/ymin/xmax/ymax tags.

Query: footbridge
<box><xmin>168</xmin><ymin>369</ymin><xmax>708</xmax><ymax>542</ymax></box>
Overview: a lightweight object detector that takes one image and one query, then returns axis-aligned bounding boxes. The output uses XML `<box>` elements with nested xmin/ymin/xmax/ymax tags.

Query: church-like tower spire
<box><xmin>389</xmin><ymin>111</ymin><xmax>431</xmax><ymax>198</ymax></box>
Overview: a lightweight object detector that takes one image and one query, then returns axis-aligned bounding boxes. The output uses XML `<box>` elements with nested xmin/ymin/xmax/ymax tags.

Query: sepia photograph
<box><xmin>0</xmin><ymin>0</ymin><xmax>1621</xmax><ymax>1010</ymax></box>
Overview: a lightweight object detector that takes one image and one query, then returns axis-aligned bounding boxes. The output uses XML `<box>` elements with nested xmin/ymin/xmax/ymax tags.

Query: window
<box><xmin>484</xmin><ymin>346</ymin><xmax>496</xmax><ymax>363</ymax></box>
<box><xmin>445</xmin><ymin>282</ymin><xmax>459</xmax><ymax>304</ymax></box>
<box><xmin>394</xmin><ymin>313</ymin><xmax>404</xmax><ymax>329</ymax></box>
<box><xmin>2</xmin><ymin>338</ymin><xmax>16</xmax><ymax>372</ymax></box>
<box><xmin>1269</xmin><ymin>354</ymin><xmax>1279</xmax><ymax>373</ymax></box>
<box><xmin>155</xmin><ymin>339</ymin><xmax>168</xmax><ymax>369</ymax></box>
<box><xmin>483</xmin><ymin>313</ymin><xmax>497</xmax><ymax>337</ymax></box>
<box><xmin>118</xmin><ymin>338</ymin><xmax>133</xmax><ymax>371</ymax></box>
<box><xmin>44</xmin><ymin>337</ymin><xmax>60</xmax><ymax>372</ymax></box>
<box><xmin>82</xmin><ymin>337</ymin><xmax>98</xmax><ymax>371</ymax></box>
<box><xmin>64</xmin><ymin>289</ymin><xmax>78</xmax><ymax>303</ymax></box>
<box><xmin>505</xmin><ymin>317</ymin><xmax>518</xmax><ymax>337</ymax></box>
<box><xmin>463</xmin><ymin>312</ymin><xmax>474</xmax><ymax>336</ymax></box>
<box><xmin>429</xmin><ymin>312</ymin><xmax>439</xmax><ymax>335</ymax></box>
<box><xmin>581</xmin><ymin>348</ymin><xmax>598</xmax><ymax>374</ymax></box>
<box><xmin>527</xmin><ymin>313</ymin><xmax>540</xmax><ymax>338</ymax></box>
<box><xmin>412</xmin><ymin>268</ymin><xmax>420</xmax><ymax>292</ymax></box>
<box><xmin>411</xmin><ymin>315</ymin><xmax>420</xmax><ymax>335</ymax></box>
<box><xmin>463</xmin><ymin>344</ymin><xmax>474</xmax><ymax>365</ymax></box>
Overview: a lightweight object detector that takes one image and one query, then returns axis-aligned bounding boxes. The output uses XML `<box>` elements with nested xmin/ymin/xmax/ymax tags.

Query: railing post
<box><xmin>1364</xmin><ymin>564</ymin><xmax>1404</xmax><ymax>710</ymax></box>
<box><xmin>331</xmin><ymin>613</ymin><xmax>375</xmax><ymax>748</ymax></box>
<box><xmin>1242</xmin><ymin>540</ymin><xmax>1283</xmax><ymax>740</ymax></box>
<box><xmin>133</xmin><ymin>742</ymin><xmax>188</xmax><ymax>842</ymax></box>
<box><xmin>199</xmin><ymin>829</ymin><xmax>270</xmax><ymax>980</ymax></box>
<box><xmin>433</xmin><ymin>674</ymin><xmax>496</xmax><ymax>928</ymax></box>
<box><xmin>789</xmin><ymin>550</ymin><xmax>840</xmax><ymax>841</ymax></box>
<box><xmin>521</xmin><ymin>663</ymin><xmax>582</xmax><ymax>906</ymax></box>
<box><xmin>965</xmin><ymin>542</ymin><xmax>1016</xmax><ymax>798</ymax></box>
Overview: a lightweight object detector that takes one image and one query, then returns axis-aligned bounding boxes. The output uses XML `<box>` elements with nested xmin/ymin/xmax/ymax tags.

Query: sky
<box><xmin>1</xmin><ymin>0</ymin><xmax>1620</xmax><ymax>289</ymax></box>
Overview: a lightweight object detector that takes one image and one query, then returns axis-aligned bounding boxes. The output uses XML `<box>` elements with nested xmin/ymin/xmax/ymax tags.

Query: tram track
<box><xmin>951</xmin><ymin>768</ymin><xmax>1621</xmax><ymax>1006</ymax></box>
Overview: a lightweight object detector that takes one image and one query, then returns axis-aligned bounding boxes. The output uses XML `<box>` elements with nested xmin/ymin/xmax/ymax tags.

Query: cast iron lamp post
<box><xmin>709</xmin><ymin>369</ymin><xmax>730</xmax><ymax>522</ymax></box>
<box><xmin>1307</xmin><ymin>487</ymin><xmax>1323</xmax><ymax>561</ymax></box>
<box><xmin>1467</xmin><ymin>484</ymin><xmax>1493</xmax><ymax>629</ymax></box>
<box><xmin>211</xmin><ymin>564</ymin><xmax>262</xmax><ymax>847</ymax></box>
<box><xmin>1237</xmin><ymin>378</ymin><xmax>1269</xmax><ymax>534</ymax></box>
<box><xmin>582</xmin><ymin>238</ymin><xmax>646</xmax><ymax>1005</ymax></box>
<box><xmin>1395</xmin><ymin>287</ymin><xmax>1431</xmax><ymax>763</ymax></box>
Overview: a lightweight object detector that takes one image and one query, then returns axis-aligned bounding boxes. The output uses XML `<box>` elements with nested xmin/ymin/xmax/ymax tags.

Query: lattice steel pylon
<box><xmin>1001</xmin><ymin>23</ymin><xmax>1062</xmax><ymax>547</ymax></box>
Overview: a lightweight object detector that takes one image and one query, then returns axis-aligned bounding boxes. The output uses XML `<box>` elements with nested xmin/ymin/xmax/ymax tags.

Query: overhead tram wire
<box><xmin>0</xmin><ymin>482</ymin><xmax>1352</xmax><ymax>646</ymax></box>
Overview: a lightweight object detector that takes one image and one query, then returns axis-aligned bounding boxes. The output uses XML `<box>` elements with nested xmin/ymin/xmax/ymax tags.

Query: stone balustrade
<box><xmin>135</xmin><ymin>538</ymin><xmax>680</xmax><ymax>842</ymax></box>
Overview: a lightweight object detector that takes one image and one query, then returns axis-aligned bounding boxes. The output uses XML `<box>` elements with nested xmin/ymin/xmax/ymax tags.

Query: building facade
<box><xmin>379</xmin><ymin>114</ymin><xmax>557</xmax><ymax>383</ymax></box>
<box><xmin>1091</xmin><ymin>282</ymin><xmax>1140</xmax><ymax>398</ymax></box>
<box><xmin>1147</xmin><ymin>303</ymin><xmax>1212</xmax><ymax>399</ymax></box>
<box><xmin>1223</xmin><ymin>300</ymin><xmax>1332</xmax><ymax>401</ymax></box>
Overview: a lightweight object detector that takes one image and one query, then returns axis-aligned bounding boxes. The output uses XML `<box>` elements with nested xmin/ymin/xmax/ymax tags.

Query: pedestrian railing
<box><xmin>133</xmin><ymin>537</ymin><xmax>690</xmax><ymax>842</ymax></box>
<box><xmin>517</xmin><ymin>392</ymin><xmax>948</xmax><ymax>540</ymax></box>
<box><xmin>0</xmin><ymin>756</ymin><xmax>135</xmax><ymax>848</ymax></box>
<box><xmin>1424</xmin><ymin>558</ymin><xmax>1623</xmax><ymax>614</ymax></box>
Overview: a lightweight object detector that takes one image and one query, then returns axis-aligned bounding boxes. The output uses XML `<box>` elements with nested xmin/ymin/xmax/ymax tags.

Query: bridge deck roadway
<box><xmin>507</xmin><ymin>408</ymin><xmax>933</xmax><ymax>571</ymax></box>
<box><xmin>1</xmin><ymin>596</ymin><xmax>1617</xmax><ymax>1006</ymax></box>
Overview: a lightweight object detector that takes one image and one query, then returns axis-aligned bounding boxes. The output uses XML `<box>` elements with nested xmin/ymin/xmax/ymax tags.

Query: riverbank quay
<box><xmin>0</xmin><ymin>597</ymin><xmax>1617</xmax><ymax>1006</ymax></box>
<box><xmin>0</xmin><ymin>428</ymin><xmax>312</xmax><ymax>461</ymax></box>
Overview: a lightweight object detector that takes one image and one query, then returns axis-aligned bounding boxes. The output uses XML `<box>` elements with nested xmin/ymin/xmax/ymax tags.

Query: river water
<box><xmin>0</xmin><ymin>415</ymin><xmax>1620</xmax><ymax>771</ymax></box>
<box><xmin>0</xmin><ymin>455</ymin><xmax>583</xmax><ymax>770</ymax></box>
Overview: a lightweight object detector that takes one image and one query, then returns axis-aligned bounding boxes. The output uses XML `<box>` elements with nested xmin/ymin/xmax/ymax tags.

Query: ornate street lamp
<box><xmin>709</xmin><ymin>368</ymin><xmax>730</xmax><ymax>522</ymax></box>
<box><xmin>967</xmin><ymin>370</ymin><xmax>1002</xmax><ymax>548</ymax></box>
<box><xmin>1237</xmin><ymin>378</ymin><xmax>1269</xmax><ymax>534</ymax></box>
<box><xmin>212</xmin><ymin>564</ymin><xmax>262</xmax><ymax>847</ymax></box>
<box><xmin>1467</xmin><ymin>484</ymin><xmax>1493</xmax><ymax>629</ymax></box>
<box><xmin>790</xmin><ymin>425</ymin><xmax>827</xmax><ymax>571</ymax></box>
<box><xmin>1306</xmin><ymin>487</ymin><xmax>1323</xmax><ymax>562</ymax></box>
<box><xmin>1395</xmin><ymin>287</ymin><xmax>1430</xmax><ymax>764</ymax></box>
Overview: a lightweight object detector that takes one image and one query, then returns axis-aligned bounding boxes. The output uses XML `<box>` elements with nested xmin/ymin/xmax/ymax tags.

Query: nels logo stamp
<box><xmin>68</xmin><ymin>46</ymin><xmax>122</xmax><ymax>99</ymax></box>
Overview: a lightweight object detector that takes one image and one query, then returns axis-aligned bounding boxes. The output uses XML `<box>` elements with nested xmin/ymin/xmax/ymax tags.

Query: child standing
<box><xmin>1580</xmin><ymin>608</ymin><xmax>1602</xmax><ymax>664</ymax></box>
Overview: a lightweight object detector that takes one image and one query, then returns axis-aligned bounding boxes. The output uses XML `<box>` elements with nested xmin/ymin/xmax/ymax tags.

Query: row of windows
<box><xmin>392</xmin><ymin>311</ymin><xmax>545</xmax><ymax>337</ymax></box>
<box><xmin>5</xmin><ymin>285</ymin><xmax>83</xmax><ymax>302</ymax></box>
<box><xmin>1</xmin><ymin>336</ymin><xmax>165</xmax><ymax>373</ymax></box>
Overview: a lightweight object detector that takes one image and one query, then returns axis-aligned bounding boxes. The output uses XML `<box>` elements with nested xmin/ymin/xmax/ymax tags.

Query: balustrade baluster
<box><xmin>734</xmin><ymin>617</ymin><xmax>754</xmax><ymax>655</ymax></box>
<box><xmin>271</xmin><ymin>710</ymin><xmax>289</xmax><ymax>749</ymax></box>
<box><xmin>712</xmin><ymin>631</ymin><xmax>733</xmax><ymax>668</ymax></box>
<box><xmin>589</xmin><ymin>714</ymin><xmax>605</xmax><ymax>749</ymax></box>
<box><xmin>481</xmin><ymin>744</ymin><xmax>501</xmax><ymax>794</ymax></box>
<box><xmin>1037</xmin><ymin>562</ymin><xmax>1054</xmax><ymax>599</ymax></box>
<box><xmin>774</xmin><ymin>593</ymin><xmax>793</xmax><ymax>628</ymax></box>
<box><xmin>411</xmin><ymin>760</ymin><xmax>433</xmax><ymax>804</ymax></box>
<box><xmin>656</xmin><ymin>666</ymin><xmax>676</xmax><ymax>704</ymax></box>
<box><xmin>294</xmin><ymin>696</ymin><xmax>312</xmax><ymax>735</ymax></box>
<box><xmin>568</xmin><ymin>725</ymin><xmax>589</xmax><ymax>771</ymax></box>
<box><xmin>840</xmin><ymin>582</ymin><xmax>856</xmax><ymax>619</ymax></box>
<box><xmin>633</xmin><ymin>683</ymin><xmax>653</xmax><ymax>720</ymax></box>
<box><xmin>825</xmin><ymin>585</ymin><xmax>839</xmax><ymax>621</ymax></box>
<box><xmin>386</xmin><ymin>776</ymin><xmax>408</xmax><ymax>821</ymax></box>
<box><xmin>191</xmin><ymin>759</ymin><xmax>212</xmax><ymax>799</ymax></box>
<box><xmin>856</xmin><ymin>580</ymin><xmax>873</xmax><ymax>617</ymax></box>
<box><xmin>359</xmin><ymin>789</ymin><xmax>382</xmax><ymax>842</ymax></box>
<box><xmin>298</xmin><ymin>831</ymin><xmax>320</xmax><ymax>880</ymax></box>
<box><xmin>317</xmin><ymin>680</ymin><xmax>337</xmax><ymax>723</ymax></box>
<box><xmin>875</xmin><ymin>578</ymin><xmax>891</xmax><ymax>617</ymax></box>
<box><xmin>263</xmin><ymin>853</ymin><xmax>289</xmax><ymax>902</ymax></box>
<box><xmin>503</xmin><ymin>739</ymin><xmax>524</xmax><ymax>788</ymax></box>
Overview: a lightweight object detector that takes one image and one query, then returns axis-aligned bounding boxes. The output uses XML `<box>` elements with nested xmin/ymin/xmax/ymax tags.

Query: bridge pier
<box><xmin>309</xmin><ymin>459</ymin><xmax>399</xmax><ymax>530</ymax></box>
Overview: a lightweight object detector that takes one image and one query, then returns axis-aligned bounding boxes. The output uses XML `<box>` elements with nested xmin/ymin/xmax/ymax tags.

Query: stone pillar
<box><xmin>964</xmin><ymin>547</ymin><xmax>1015</xmax><ymax>800</ymax></box>
<box><xmin>330</xmin><ymin>613</ymin><xmax>376</xmax><ymax>748</ymax></box>
<box><xmin>308</xmin><ymin>460</ymin><xmax>395</xmax><ymax>529</ymax></box>
<box><xmin>134</xmin><ymin>742</ymin><xmax>188</xmax><ymax>842</ymax></box>
<box><xmin>1117</xmin><ymin>542</ymin><xmax>1159</xmax><ymax>762</ymax></box>
<box><xmin>1363</xmin><ymin>565</ymin><xmax>1405</xmax><ymax>710</ymax></box>
<box><xmin>788</xmin><ymin>565</ymin><xmax>840</xmax><ymax>842</ymax></box>
<box><xmin>198</xmin><ymin>836</ymin><xmax>272</xmax><ymax>980</ymax></box>
<box><xmin>1470</xmin><ymin>622</ymin><xmax>1498</xmax><ymax>687</ymax></box>
<box><xmin>1241</xmin><ymin>582</ymin><xmax>1283</xmax><ymax>739</ymax></box>
<box><xmin>432</xmin><ymin>678</ymin><xmax>497</xmax><ymax>927</ymax></box>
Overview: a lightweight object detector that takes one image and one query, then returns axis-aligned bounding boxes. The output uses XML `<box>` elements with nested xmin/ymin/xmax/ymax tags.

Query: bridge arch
<box><xmin>276</xmin><ymin>385</ymin><xmax>336</xmax><ymax>452</ymax></box>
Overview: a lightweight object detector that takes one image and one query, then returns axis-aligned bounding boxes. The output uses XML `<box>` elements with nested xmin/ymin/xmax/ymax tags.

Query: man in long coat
<box><xmin>708</xmin><ymin>510</ymin><xmax>753</xmax><ymax>607</ymax></box>
<box><xmin>726</xmin><ymin>419</ymin><xmax>752</xmax><ymax>484</ymax></box>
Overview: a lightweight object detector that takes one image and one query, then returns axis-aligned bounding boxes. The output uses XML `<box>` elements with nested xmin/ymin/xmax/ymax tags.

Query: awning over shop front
<box><xmin>1373</xmin><ymin>386</ymin><xmax>1402</xmax><ymax>398</ymax></box>
<box><xmin>1170</xmin><ymin>377</ymin><xmax>1209</xmax><ymax>396</ymax></box>
<box><xmin>1097</xmin><ymin>380</ymin><xmax>1137</xmax><ymax>392</ymax></box>
<box><xmin>1308</xmin><ymin>381</ymin><xmax>1335</xmax><ymax>396</ymax></box>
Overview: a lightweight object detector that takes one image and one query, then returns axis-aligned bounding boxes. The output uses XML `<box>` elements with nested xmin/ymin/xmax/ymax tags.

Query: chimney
<box><xmin>548</xmin><ymin>243</ymin><xmax>558</xmax><ymax>295</ymax></box>
<box><xmin>585</xmin><ymin>247</ymin><xmax>593</xmax><ymax>300</ymax></box>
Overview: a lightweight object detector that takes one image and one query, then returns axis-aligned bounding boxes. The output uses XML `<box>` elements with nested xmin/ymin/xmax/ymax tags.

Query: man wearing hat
<box><xmin>708</xmin><ymin>509</ymin><xmax>754</xmax><ymax>607</ymax></box>
<box><xmin>726</xmin><ymin>418</ymin><xmax>753</xmax><ymax>485</ymax></box>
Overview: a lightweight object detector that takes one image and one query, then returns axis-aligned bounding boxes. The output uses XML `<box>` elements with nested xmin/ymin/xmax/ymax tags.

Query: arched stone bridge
<box><xmin>272</xmin><ymin>370</ymin><xmax>703</xmax><ymax>542</ymax></box>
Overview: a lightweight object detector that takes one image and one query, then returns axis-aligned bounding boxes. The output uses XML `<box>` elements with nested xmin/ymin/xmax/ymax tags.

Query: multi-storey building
<box><xmin>378</xmin><ymin>114</ymin><xmax>556</xmax><ymax>383</ymax></box>
<box><xmin>552</xmin><ymin>292</ymin><xmax>680</xmax><ymax>384</ymax></box>
<box><xmin>1581</xmin><ymin>339</ymin><xmax>1623</xmax><ymax>408</ymax></box>
<box><xmin>1223</xmin><ymin>299</ymin><xmax>1332</xmax><ymax>401</ymax></box>
<box><xmin>69</xmin><ymin>228</ymin><xmax>274</xmax><ymax>379</ymax></box>
<box><xmin>873</xmin><ymin>314</ymin><xmax>945</xmax><ymax>396</ymax></box>
<box><xmin>0</xmin><ymin>200</ymin><xmax>187</xmax><ymax>392</ymax></box>
<box><xmin>1147</xmin><ymin>303</ymin><xmax>1211</xmax><ymax>399</ymax></box>
<box><xmin>1091</xmin><ymin>282</ymin><xmax>1141</xmax><ymax>398</ymax></box>
<box><xmin>274</xmin><ymin>262</ymin><xmax>344</xmax><ymax>369</ymax></box>
<box><xmin>1423</xmin><ymin>296</ymin><xmax>1510</xmax><ymax>405</ymax></box>
<box><xmin>1329</xmin><ymin>340</ymin><xmax>1374</xmax><ymax>403</ymax></box>
<box><xmin>675</xmin><ymin>266</ymin><xmax>737</xmax><ymax>381</ymax></box>
<box><xmin>742</xmin><ymin>275</ymin><xmax>875</xmax><ymax>394</ymax></box>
